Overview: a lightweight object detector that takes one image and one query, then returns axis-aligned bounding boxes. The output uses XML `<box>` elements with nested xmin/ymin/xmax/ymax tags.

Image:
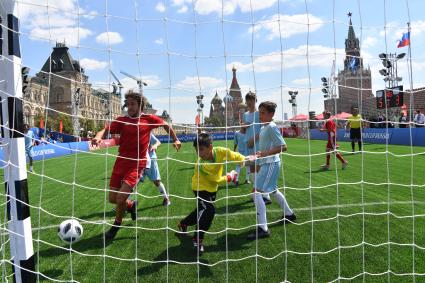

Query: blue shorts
<box><xmin>144</xmin><ymin>159</ymin><xmax>161</xmax><ymax>181</ymax></box>
<box><xmin>26</xmin><ymin>148</ymin><xmax>34</xmax><ymax>158</ymax></box>
<box><xmin>254</xmin><ymin>161</ymin><xmax>281</xmax><ymax>193</ymax></box>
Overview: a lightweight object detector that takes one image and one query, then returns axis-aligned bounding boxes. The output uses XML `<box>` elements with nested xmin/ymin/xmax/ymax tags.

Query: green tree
<box><xmin>57</xmin><ymin>113</ymin><xmax>72</xmax><ymax>134</ymax></box>
<box><xmin>204</xmin><ymin>116</ymin><xmax>225</xmax><ymax>128</ymax></box>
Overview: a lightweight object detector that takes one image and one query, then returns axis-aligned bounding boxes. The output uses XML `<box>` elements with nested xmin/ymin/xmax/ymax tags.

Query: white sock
<box><xmin>254</xmin><ymin>192</ymin><xmax>268</xmax><ymax>231</ymax></box>
<box><xmin>157</xmin><ymin>182</ymin><xmax>167</xmax><ymax>197</ymax></box>
<box><xmin>263</xmin><ymin>193</ymin><xmax>271</xmax><ymax>201</ymax></box>
<box><xmin>29</xmin><ymin>166</ymin><xmax>33</xmax><ymax>171</ymax></box>
<box><xmin>272</xmin><ymin>190</ymin><xmax>293</xmax><ymax>216</ymax></box>
<box><xmin>235</xmin><ymin>165</ymin><xmax>241</xmax><ymax>181</ymax></box>
<box><xmin>246</xmin><ymin>169</ymin><xmax>250</xmax><ymax>182</ymax></box>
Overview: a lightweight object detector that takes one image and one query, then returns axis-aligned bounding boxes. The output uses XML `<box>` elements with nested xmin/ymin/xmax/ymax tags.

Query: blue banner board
<box><xmin>309</xmin><ymin>128</ymin><xmax>425</xmax><ymax>147</ymax></box>
<box><xmin>0</xmin><ymin>141</ymin><xmax>91</xmax><ymax>164</ymax></box>
<box><xmin>156</xmin><ymin>132</ymin><xmax>236</xmax><ymax>143</ymax></box>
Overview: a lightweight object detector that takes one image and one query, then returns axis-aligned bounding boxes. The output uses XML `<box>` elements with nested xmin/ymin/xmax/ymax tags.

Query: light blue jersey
<box><xmin>234</xmin><ymin>131</ymin><xmax>247</xmax><ymax>155</ymax></box>
<box><xmin>243</xmin><ymin>111</ymin><xmax>261</xmax><ymax>154</ymax></box>
<box><xmin>143</xmin><ymin>134</ymin><xmax>161</xmax><ymax>181</ymax></box>
<box><xmin>24</xmin><ymin>130</ymin><xmax>35</xmax><ymax>158</ymax></box>
<box><xmin>148</xmin><ymin>134</ymin><xmax>159</xmax><ymax>159</ymax></box>
<box><xmin>258</xmin><ymin>121</ymin><xmax>285</xmax><ymax>165</ymax></box>
<box><xmin>24</xmin><ymin>130</ymin><xmax>35</xmax><ymax>151</ymax></box>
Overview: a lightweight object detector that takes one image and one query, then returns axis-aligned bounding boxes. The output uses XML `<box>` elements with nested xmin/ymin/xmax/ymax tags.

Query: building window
<box><xmin>54</xmin><ymin>87</ymin><xmax>64</xmax><ymax>103</ymax></box>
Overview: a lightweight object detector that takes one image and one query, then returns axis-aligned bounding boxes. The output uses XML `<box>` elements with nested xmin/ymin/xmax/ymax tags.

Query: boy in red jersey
<box><xmin>320</xmin><ymin>111</ymin><xmax>348</xmax><ymax>171</ymax></box>
<box><xmin>92</xmin><ymin>90</ymin><xmax>181</xmax><ymax>240</ymax></box>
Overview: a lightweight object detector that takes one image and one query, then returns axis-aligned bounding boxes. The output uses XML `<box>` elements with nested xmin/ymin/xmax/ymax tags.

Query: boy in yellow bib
<box><xmin>178</xmin><ymin>133</ymin><xmax>248</xmax><ymax>254</ymax></box>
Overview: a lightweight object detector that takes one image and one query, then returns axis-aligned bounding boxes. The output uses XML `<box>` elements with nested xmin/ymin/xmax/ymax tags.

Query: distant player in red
<box><xmin>92</xmin><ymin>90</ymin><xmax>181</xmax><ymax>240</ymax></box>
<box><xmin>320</xmin><ymin>111</ymin><xmax>348</xmax><ymax>171</ymax></box>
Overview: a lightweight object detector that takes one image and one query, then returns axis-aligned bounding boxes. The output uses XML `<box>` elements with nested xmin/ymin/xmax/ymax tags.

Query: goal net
<box><xmin>1</xmin><ymin>0</ymin><xmax>425</xmax><ymax>282</ymax></box>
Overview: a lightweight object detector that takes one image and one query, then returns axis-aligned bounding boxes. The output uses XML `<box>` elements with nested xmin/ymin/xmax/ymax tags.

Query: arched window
<box><xmin>54</xmin><ymin>87</ymin><xmax>64</xmax><ymax>103</ymax></box>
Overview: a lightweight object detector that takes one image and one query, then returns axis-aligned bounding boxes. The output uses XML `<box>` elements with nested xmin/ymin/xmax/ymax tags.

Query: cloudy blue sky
<box><xmin>11</xmin><ymin>0</ymin><xmax>425</xmax><ymax>123</ymax></box>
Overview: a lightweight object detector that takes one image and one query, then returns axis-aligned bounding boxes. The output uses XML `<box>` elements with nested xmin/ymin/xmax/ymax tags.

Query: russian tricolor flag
<box><xmin>397</xmin><ymin>32</ymin><xmax>410</xmax><ymax>48</ymax></box>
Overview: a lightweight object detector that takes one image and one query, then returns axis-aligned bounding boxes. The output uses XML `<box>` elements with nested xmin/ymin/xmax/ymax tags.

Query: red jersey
<box><xmin>324</xmin><ymin>119</ymin><xmax>336</xmax><ymax>139</ymax></box>
<box><xmin>108</xmin><ymin>114</ymin><xmax>164</xmax><ymax>167</ymax></box>
<box><xmin>324</xmin><ymin>119</ymin><xmax>337</xmax><ymax>149</ymax></box>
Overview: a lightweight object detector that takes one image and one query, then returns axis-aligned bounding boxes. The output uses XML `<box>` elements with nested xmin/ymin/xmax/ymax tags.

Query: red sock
<box><xmin>326</xmin><ymin>154</ymin><xmax>331</xmax><ymax>165</ymax></box>
<box><xmin>126</xmin><ymin>199</ymin><xmax>134</xmax><ymax>210</ymax></box>
<box><xmin>336</xmin><ymin>153</ymin><xmax>345</xmax><ymax>163</ymax></box>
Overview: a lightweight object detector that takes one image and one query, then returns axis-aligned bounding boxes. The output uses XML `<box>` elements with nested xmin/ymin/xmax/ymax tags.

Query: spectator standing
<box><xmin>413</xmin><ymin>110</ymin><xmax>425</xmax><ymax>128</ymax></box>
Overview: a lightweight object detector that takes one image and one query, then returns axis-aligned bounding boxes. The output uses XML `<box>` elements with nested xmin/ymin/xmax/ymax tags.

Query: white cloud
<box><xmin>362</xmin><ymin>36</ymin><xmax>378</xmax><ymax>49</ymax></box>
<box><xmin>17</xmin><ymin>0</ymin><xmax>95</xmax><ymax>46</ymax></box>
<box><xmin>79</xmin><ymin>58</ymin><xmax>108</xmax><ymax>71</ymax></box>
<box><xmin>29</xmin><ymin>27</ymin><xmax>93</xmax><ymax>46</ymax></box>
<box><xmin>120</xmin><ymin>76</ymin><xmax>162</xmax><ymax>94</ymax></box>
<box><xmin>177</xmin><ymin>5</ymin><xmax>188</xmax><ymax>13</ymax></box>
<box><xmin>175</xmin><ymin>76</ymin><xmax>224</xmax><ymax>91</ymax></box>
<box><xmin>228</xmin><ymin>45</ymin><xmax>345</xmax><ymax>73</ymax></box>
<box><xmin>379</xmin><ymin>20</ymin><xmax>425</xmax><ymax>43</ymax></box>
<box><xmin>96</xmin><ymin>32</ymin><xmax>123</xmax><ymax>45</ymax></box>
<box><xmin>292</xmin><ymin>78</ymin><xmax>310</xmax><ymax>85</ymax></box>
<box><xmin>171</xmin><ymin>0</ymin><xmax>277</xmax><ymax>15</ymax></box>
<box><xmin>250</xmin><ymin>14</ymin><xmax>324</xmax><ymax>40</ymax></box>
<box><xmin>156</xmin><ymin>2</ymin><xmax>166</xmax><ymax>12</ymax></box>
<box><xmin>155</xmin><ymin>38</ymin><xmax>164</xmax><ymax>45</ymax></box>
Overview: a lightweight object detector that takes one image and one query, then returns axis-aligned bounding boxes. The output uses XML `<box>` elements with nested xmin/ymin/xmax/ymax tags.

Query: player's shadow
<box><xmin>177</xmin><ymin>166</ymin><xmax>193</xmax><ymax>171</ymax></box>
<box><xmin>137</xmin><ymin>233</ymin><xmax>212</xmax><ymax>278</ymax></box>
<box><xmin>215</xmin><ymin>199</ymin><xmax>253</xmax><ymax>214</ymax></box>
<box><xmin>206</xmin><ymin>231</ymin><xmax>252</xmax><ymax>253</ymax></box>
<box><xmin>79</xmin><ymin>210</ymin><xmax>116</xmax><ymax>220</ymax></box>
<box><xmin>39</xmin><ymin>269</ymin><xmax>63</xmax><ymax>281</ymax></box>
<box><xmin>304</xmin><ymin>168</ymin><xmax>331</xmax><ymax>174</ymax></box>
<box><xmin>79</xmin><ymin>203</ymin><xmax>164</xmax><ymax>220</ymax></box>
<box><xmin>37</xmin><ymin>230</ymin><xmax>134</xmax><ymax>258</ymax></box>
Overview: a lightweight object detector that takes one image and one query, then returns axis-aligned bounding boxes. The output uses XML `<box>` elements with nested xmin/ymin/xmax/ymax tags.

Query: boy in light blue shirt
<box><xmin>141</xmin><ymin>133</ymin><xmax>170</xmax><ymax>206</ymax></box>
<box><xmin>233</xmin><ymin>126</ymin><xmax>250</xmax><ymax>186</ymax></box>
<box><xmin>247</xmin><ymin>101</ymin><xmax>296</xmax><ymax>240</ymax></box>
<box><xmin>243</xmin><ymin>92</ymin><xmax>272</xmax><ymax>204</ymax></box>
<box><xmin>24</xmin><ymin>124</ymin><xmax>35</xmax><ymax>172</ymax></box>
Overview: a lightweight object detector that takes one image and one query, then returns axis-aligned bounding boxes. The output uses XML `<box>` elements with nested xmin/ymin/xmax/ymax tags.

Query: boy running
<box><xmin>92</xmin><ymin>90</ymin><xmax>181</xmax><ymax>241</ymax></box>
<box><xmin>141</xmin><ymin>133</ymin><xmax>171</xmax><ymax>206</ymax></box>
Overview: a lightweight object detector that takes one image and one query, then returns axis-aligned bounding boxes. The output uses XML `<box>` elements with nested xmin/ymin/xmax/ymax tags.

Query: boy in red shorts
<box><xmin>320</xmin><ymin>111</ymin><xmax>348</xmax><ymax>170</ymax></box>
<box><xmin>92</xmin><ymin>90</ymin><xmax>181</xmax><ymax>240</ymax></box>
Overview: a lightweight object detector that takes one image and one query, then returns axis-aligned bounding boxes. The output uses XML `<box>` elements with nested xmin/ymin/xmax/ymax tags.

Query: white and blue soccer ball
<box><xmin>58</xmin><ymin>219</ymin><xmax>83</xmax><ymax>244</ymax></box>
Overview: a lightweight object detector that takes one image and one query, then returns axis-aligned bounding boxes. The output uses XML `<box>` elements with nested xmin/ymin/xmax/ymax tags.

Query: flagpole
<box><xmin>407</xmin><ymin>22</ymin><xmax>414</xmax><ymax>123</ymax></box>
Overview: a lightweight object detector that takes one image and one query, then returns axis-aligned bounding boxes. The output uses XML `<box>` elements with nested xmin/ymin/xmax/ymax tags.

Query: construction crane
<box><xmin>109</xmin><ymin>70</ymin><xmax>124</xmax><ymax>95</ymax></box>
<box><xmin>120</xmin><ymin>70</ymin><xmax>147</xmax><ymax>95</ymax></box>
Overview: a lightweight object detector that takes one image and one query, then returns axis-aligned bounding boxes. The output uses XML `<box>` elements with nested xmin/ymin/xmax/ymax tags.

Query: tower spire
<box><xmin>347</xmin><ymin>12</ymin><xmax>356</xmax><ymax>42</ymax></box>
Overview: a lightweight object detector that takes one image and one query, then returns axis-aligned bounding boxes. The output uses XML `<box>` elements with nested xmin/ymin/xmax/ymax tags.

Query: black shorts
<box><xmin>350</xmin><ymin>128</ymin><xmax>362</xmax><ymax>140</ymax></box>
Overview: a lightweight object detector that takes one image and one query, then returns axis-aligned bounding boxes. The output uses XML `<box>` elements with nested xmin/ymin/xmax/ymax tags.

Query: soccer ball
<box><xmin>58</xmin><ymin>219</ymin><xmax>83</xmax><ymax>243</ymax></box>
